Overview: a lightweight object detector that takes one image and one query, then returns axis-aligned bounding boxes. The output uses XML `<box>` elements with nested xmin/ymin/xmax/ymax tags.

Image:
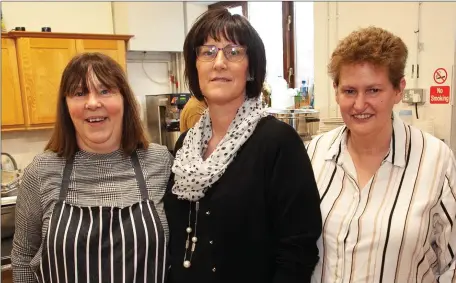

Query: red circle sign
<box><xmin>433</xmin><ymin>68</ymin><xmax>448</xmax><ymax>84</ymax></box>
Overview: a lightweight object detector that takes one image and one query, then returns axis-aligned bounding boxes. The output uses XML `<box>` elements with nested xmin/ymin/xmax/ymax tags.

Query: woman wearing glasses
<box><xmin>163</xmin><ymin>8</ymin><xmax>322</xmax><ymax>283</ymax></box>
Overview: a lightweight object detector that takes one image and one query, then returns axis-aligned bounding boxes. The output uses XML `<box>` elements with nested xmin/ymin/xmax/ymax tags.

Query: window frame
<box><xmin>208</xmin><ymin>1</ymin><xmax>296</xmax><ymax>87</ymax></box>
<box><xmin>282</xmin><ymin>2</ymin><xmax>295</xmax><ymax>88</ymax></box>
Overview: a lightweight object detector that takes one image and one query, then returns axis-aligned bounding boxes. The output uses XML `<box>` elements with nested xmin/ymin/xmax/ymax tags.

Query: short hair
<box><xmin>328</xmin><ymin>26</ymin><xmax>408</xmax><ymax>89</ymax></box>
<box><xmin>183</xmin><ymin>7</ymin><xmax>266</xmax><ymax>100</ymax></box>
<box><xmin>45</xmin><ymin>52</ymin><xmax>149</xmax><ymax>158</ymax></box>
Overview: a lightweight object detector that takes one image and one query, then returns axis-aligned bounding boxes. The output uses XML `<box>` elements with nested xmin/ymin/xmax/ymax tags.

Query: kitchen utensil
<box><xmin>266</xmin><ymin>108</ymin><xmax>320</xmax><ymax>141</ymax></box>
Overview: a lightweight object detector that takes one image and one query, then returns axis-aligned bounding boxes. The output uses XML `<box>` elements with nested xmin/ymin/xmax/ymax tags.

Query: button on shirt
<box><xmin>306</xmin><ymin>113</ymin><xmax>456</xmax><ymax>283</ymax></box>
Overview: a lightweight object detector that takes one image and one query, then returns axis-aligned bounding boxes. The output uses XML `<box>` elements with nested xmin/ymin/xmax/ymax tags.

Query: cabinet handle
<box><xmin>411</xmin><ymin>64</ymin><xmax>415</xmax><ymax>78</ymax></box>
<box><xmin>417</xmin><ymin>64</ymin><xmax>420</xmax><ymax>78</ymax></box>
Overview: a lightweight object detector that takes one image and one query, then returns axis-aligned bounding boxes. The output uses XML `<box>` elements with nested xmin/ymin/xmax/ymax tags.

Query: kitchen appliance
<box><xmin>266</xmin><ymin>108</ymin><xmax>320</xmax><ymax>141</ymax></box>
<box><xmin>145</xmin><ymin>93</ymin><xmax>191</xmax><ymax>151</ymax></box>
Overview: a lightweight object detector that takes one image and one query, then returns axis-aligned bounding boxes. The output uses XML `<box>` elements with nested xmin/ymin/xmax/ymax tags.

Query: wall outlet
<box><xmin>402</xmin><ymin>88</ymin><xmax>425</xmax><ymax>104</ymax></box>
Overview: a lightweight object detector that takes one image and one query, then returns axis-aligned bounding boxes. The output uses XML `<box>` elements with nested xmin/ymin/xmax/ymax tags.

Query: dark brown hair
<box><xmin>328</xmin><ymin>26</ymin><xmax>408</xmax><ymax>89</ymax></box>
<box><xmin>45</xmin><ymin>52</ymin><xmax>149</xmax><ymax>158</ymax></box>
<box><xmin>183</xmin><ymin>7</ymin><xmax>266</xmax><ymax>100</ymax></box>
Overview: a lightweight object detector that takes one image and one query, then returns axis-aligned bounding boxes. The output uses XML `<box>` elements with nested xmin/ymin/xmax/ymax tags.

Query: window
<box><xmin>294</xmin><ymin>2</ymin><xmax>314</xmax><ymax>87</ymax></box>
<box><xmin>248</xmin><ymin>2</ymin><xmax>284</xmax><ymax>83</ymax></box>
<box><xmin>209</xmin><ymin>1</ymin><xmax>313</xmax><ymax>89</ymax></box>
<box><xmin>227</xmin><ymin>5</ymin><xmax>243</xmax><ymax>16</ymax></box>
<box><xmin>208</xmin><ymin>1</ymin><xmax>248</xmax><ymax>17</ymax></box>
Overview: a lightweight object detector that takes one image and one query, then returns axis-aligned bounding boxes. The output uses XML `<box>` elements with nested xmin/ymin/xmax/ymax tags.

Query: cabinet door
<box><xmin>1</xmin><ymin>38</ymin><xmax>25</xmax><ymax>129</ymax></box>
<box><xmin>75</xmin><ymin>39</ymin><xmax>127</xmax><ymax>70</ymax></box>
<box><xmin>16</xmin><ymin>37</ymin><xmax>76</xmax><ymax>126</ymax></box>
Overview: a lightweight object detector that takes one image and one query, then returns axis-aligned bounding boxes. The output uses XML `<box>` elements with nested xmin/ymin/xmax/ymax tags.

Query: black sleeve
<box><xmin>164</xmin><ymin>131</ymin><xmax>188</xmax><ymax>198</ymax></box>
<box><xmin>267</xmin><ymin>124</ymin><xmax>322</xmax><ymax>283</ymax></box>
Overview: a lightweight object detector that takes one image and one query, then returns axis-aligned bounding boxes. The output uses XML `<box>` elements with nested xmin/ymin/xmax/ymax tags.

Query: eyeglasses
<box><xmin>195</xmin><ymin>44</ymin><xmax>247</xmax><ymax>62</ymax></box>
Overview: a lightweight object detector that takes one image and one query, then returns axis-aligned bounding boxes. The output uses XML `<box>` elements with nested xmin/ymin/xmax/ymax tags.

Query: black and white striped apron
<box><xmin>34</xmin><ymin>151</ymin><xmax>167</xmax><ymax>283</ymax></box>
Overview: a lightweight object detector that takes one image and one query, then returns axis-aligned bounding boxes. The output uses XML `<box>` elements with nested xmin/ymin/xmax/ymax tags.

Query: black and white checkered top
<box><xmin>11</xmin><ymin>144</ymin><xmax>173</xmax><ymax>283</ymax></box>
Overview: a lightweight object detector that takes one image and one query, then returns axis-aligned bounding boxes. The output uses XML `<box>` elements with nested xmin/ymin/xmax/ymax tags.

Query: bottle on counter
<box><xmin>299</xmin><ymin>80</ymin><xmax>309</xmax><ymax>107</ymax></box>
<box><xmin>309</xmin><ymin>82</ymin><xmax>315</xmax><ymax>109</ymax></box>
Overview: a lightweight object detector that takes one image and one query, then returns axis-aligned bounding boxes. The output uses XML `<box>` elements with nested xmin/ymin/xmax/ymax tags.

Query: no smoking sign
<box><xmin>430</xmin><ymin>86</ymin><xmax>450</xmax><ymax>104</ymax></box>
<box><xmin>433</xmin><ymin>68</ymin><xmax>448</xmax><ymax>84</ymax></box>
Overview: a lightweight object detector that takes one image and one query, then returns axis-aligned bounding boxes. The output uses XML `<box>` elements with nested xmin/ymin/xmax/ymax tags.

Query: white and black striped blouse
<box><xmin>307</xmin><ymin>112</ymin><xmax>456</xmax><ymax>283</ymax></box>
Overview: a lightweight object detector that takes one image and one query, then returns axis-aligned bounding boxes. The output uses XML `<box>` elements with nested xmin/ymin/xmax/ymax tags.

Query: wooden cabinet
<box><xmin>1</xmin><ymin>32</ymin><xmax>132</xmax><ymax>131</ymax></box>
<box><xmin>1</xmin><ymin>36</ymin><xmax>25</xmax><ymax>130</ymax></box>
<box><xmin>16</xmin><ymin>37</ymin><xmax>77</xmax><ymax>127</ymax></box>
<box><xmin>75</xmin><ymin>39</ymin><xmax>127</xmax><ymax>70</ymax></box>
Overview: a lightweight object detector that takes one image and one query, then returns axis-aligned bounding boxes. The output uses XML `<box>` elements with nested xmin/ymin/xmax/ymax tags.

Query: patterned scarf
<box><xmin>171</xmin><ymin>97</ymin><xmax>267</xmax><ymax>201</ymax></box>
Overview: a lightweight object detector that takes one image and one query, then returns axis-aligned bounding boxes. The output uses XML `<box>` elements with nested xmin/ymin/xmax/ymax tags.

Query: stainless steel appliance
<box><xmin>266</xmin><ymin>108</ymin><xmax>320</xmax><ymax>141</ymax></box>
<box><xmin>145</xmin><ymin>93</ymin><xmax>191</xmax><ymax>151</ymax></box>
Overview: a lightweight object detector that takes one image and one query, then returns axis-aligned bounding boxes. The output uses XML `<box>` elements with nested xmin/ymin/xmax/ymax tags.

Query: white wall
<box><xmin>184</xmin><ymin>2</ymin><xmax>208</xmax><ymax>34</ymax></box>
<box><xmin>1</xmin><ymin>2</ymin><xmax>113</xmax><ymax>33</ymax></box>
<box><xmin>314</xmin><ymin>2</ymin><xmax>456</xmax><ymax>145</ymax></box>
<box><xmin>126</xmin><ymin>51</ymin><xmax>173</xmax><ymax>123</ymax></box>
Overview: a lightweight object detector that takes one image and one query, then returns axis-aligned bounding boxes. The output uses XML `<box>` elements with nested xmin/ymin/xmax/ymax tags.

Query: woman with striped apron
<box><xmin>34</xmin><ymin>151</ymin><xmax>167</xmax><ymax>283</ymax></box>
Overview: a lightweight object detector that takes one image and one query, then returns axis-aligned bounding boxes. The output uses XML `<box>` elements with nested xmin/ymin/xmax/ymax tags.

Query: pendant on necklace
<box><xmin>183</xmin><ymin>260</ymin><xmax>191</xmax><ymax>268</ymax></box>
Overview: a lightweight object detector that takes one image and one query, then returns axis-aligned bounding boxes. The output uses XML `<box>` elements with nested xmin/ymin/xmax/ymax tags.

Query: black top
<box><xmin>163</xmin><ymin>116</ymin><xmax>322</xmax><ymax>283</ymax></box>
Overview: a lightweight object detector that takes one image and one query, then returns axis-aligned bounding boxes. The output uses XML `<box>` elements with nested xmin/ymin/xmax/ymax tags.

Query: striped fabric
<box><xmin>36</xmin><ymin>201</ymin><xmax>166</xmax><ymax>283</ymax></box>
<box><xmin>307</xmin><ymin>113</ymin><xmax>456</xmax><ymax>283</ymax></box>
<box><xmin>12</xmin><ymin>145</ymin><xmax>172</xmax><ymax>283</ymax></box>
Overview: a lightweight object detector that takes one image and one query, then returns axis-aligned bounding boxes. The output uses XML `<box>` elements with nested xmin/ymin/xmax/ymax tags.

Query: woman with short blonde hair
<box><xmin>308</xmin><ymin>26</ymin><xmax>456</xmax><ymax>283</ymax></box>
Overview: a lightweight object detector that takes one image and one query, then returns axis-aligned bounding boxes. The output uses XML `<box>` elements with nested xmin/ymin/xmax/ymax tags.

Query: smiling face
<box><xmin>335</xmin><ymin>62</ymin><xmax>405</xmax><ymax>137</ymax></box>
<box><xmin>196</xmin><ymin>36</ymin><xmax>249</xmax><ymax>105</ymax></box>
<box><xmin>66</xmin><ymin>69</ymin><xmax>124</xmax><ymax>153</ymax></box>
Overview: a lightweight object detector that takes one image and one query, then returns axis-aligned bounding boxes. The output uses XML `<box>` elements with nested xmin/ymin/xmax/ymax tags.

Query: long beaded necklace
<box><xmin>183</xmin><ymin>201</ymin><xmax>199</xmax><ymax>268</ymax></box>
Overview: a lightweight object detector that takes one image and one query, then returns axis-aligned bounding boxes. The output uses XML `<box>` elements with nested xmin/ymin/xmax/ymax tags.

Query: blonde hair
<box><xmin>328</xmin><ymin>26</ymin><xmax>408</xmax><ymax>89</ymax></box>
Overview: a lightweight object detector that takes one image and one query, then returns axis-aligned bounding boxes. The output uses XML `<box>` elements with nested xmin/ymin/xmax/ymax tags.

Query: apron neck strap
<box><xmin>131</xmin><ymin>150</ymin><xmax>149</xmax><ymax>201</ymax></box>
<box><xmin>60</xmin><ymin>150</ymin><xmax>149</xmax><ymax>202</ymax></box>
